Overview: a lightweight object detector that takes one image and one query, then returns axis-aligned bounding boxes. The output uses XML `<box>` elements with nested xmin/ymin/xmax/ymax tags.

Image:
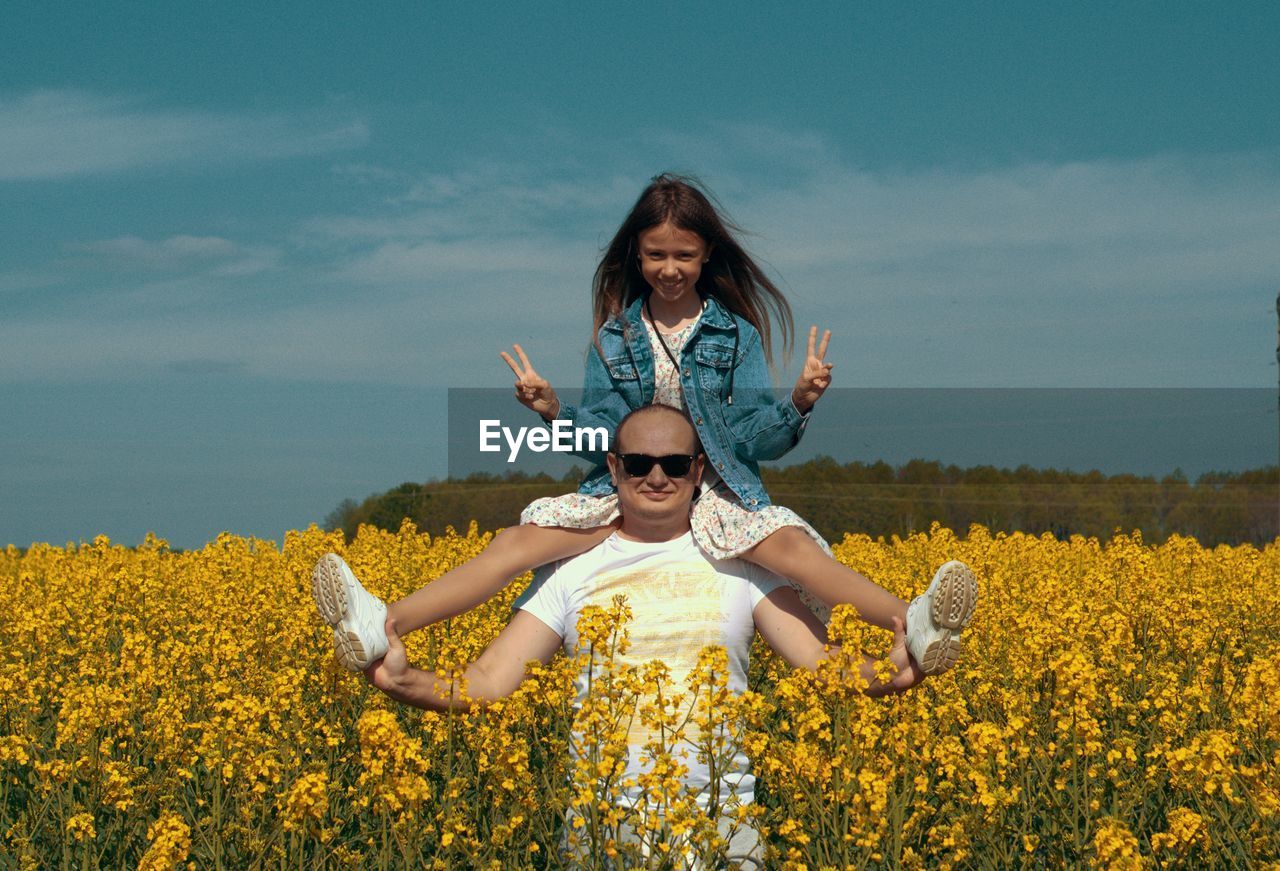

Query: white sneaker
<box><xmin>312</xmin><ymin>553</ymin><xmax>389</xmax><ymax>672</ymax></box>
<box><xmin>905</xmin><ymin>560</ymin><xmax>978</xmax><ymax>675</ymax></box>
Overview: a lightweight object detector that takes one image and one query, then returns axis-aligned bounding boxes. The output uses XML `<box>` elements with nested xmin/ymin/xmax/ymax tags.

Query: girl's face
<box><xmin>636</xmin><ymin>221</ymin><xmax>709</xmax><ymax>307</ymax></box>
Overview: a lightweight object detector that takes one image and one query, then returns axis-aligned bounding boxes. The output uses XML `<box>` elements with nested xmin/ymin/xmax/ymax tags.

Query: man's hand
<box><xmin>364</xmin><ymin>617</ymin><xmax>412</xmax><ymax>700</ymax></box>
<box><xmin>791</xmin><ymin>326</ymin><xmax>833</xmax><ymax>414</ymax></box>
<box><xmin>884</xmin><ymin>616</ymin><xmax>927</xmax><ymax>693</ymax></box>
<box><xmin>500</xmin><ymin>344</ymin><xmax>561</xmax><ymax>420</ymax></box>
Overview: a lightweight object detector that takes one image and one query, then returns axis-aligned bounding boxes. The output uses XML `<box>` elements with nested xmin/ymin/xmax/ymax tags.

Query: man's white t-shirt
<box><xmin>514</xmin><ymin>530</ymin><xmax>786</xmax><ymax>810</ymax></box>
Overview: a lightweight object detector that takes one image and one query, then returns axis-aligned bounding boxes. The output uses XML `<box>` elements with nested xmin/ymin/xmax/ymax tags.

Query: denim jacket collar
<box><xmin>603</xmin><ymin>293</ymin><xmax>739</xmax><ymax>334</ymax></box>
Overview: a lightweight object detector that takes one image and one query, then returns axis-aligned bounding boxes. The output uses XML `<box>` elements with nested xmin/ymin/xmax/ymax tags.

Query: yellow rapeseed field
<box><xmin>1</xmin><ymin>522</ymin><xmax>1277</xmax><ymax>869</ymax></box>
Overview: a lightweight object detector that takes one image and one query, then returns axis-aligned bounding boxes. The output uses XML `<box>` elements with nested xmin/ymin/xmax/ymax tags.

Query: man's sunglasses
<box><xmin>614</xmin><ymin>453</ymin><xmax>700</xmax><ymax>478</ymax></box>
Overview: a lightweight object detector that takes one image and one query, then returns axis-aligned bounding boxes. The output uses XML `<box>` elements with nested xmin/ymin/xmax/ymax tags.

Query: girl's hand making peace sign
<box><xmin>500</xmin><ymin>344</ymin><xmax>561</xmax><ymax>420</ymax></box>
<box><xmin>791</xmin><ymin>326</ymin><xmax>834</xmax><ymax>414</ymax></box>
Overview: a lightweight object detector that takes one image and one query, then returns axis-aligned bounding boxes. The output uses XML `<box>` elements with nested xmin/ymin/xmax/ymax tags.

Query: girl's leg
<box><xmin>743</xmin><ymin>526</ymin><xmax>907</xmax><ymax>631</ymax></box>
<box><xmin>745</xmin><ymin>527</ymin><xmax>978</xmax><ymax>675</ymax></box>
<box><xmin>388</xmin><ymin>522</ymin><xmax>618</xmax><ymax>635</ymax></box>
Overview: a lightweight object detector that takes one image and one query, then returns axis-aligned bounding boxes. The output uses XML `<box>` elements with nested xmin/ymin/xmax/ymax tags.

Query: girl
<box><xmin>313</xmin><ymin>174</ymin><xmax>976</xmax><ymax>677</ymax></box>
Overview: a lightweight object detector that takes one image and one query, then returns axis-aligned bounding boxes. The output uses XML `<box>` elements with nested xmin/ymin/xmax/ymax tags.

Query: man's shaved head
<box><xmin>614</xmin><ymin>404</ymin><xmax>701</xmax><ymax>456</ymax></box>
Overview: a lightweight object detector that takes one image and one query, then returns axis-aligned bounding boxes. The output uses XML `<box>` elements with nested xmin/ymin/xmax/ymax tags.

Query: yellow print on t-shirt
<box><xmin>583</xmin><ymin>560</ymin><xmax>729</xmax><ymax>744</ymax></box>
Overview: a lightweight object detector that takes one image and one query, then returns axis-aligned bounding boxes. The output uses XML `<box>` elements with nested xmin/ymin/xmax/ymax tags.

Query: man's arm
<box><xmin>752</xmin><ymin>587</ymin><xmax>924</xmax><ymax>697</ymax></box>
<box><xmin>366</xmin><ymin>613</ymin><xmax>564</xmax><ymax>711</ymax></box>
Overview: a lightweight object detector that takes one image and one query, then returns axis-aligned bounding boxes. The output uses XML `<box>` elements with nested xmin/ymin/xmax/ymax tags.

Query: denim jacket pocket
<box><xmin>604</xmin><ymin>355</ymin><xmax>640</xmax><ymax>381</ymax></box>
<box><xmin>693</xmin><ymin>341</ymin><xmax>736</xmax><ymax>391</ymax></box>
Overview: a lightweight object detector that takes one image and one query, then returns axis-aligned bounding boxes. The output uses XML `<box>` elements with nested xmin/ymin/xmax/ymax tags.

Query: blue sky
<box><xmin>3</xmin><ymin>2</ymin><xmax>1278</xmax><ymax>548</ymax></box>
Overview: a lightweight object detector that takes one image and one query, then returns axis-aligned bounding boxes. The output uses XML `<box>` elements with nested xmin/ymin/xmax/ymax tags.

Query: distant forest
<box><xmin>325</xmin><ymin>459</ymin><xmax>1279</xmax><ymax>547</ymax></box>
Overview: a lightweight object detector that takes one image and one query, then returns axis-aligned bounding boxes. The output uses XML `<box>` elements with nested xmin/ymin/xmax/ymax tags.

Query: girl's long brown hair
<box><xmin>591</xmin><ymin>173</ymin><xmax>793</xmax><ymax>366</ymax></box>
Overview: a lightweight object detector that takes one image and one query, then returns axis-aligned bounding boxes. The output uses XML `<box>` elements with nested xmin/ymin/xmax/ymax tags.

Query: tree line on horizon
<box><xmin>324</xmin><ymin>458</ymin><xmax>1279</xmax><ymax>548</ymax></box>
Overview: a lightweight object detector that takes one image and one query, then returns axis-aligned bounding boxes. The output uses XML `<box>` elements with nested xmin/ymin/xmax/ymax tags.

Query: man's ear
<box><xmin>689</xmin><ymin>454</ymin><xmax>706</xmax><ymax>503</ymax></box>
<box><xmin>606</xmin><ymin>452</ymin><xmax>619</xmax><ymax>488</ymax></box>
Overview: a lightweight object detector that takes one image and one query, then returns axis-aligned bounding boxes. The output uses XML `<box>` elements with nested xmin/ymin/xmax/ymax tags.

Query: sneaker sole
<box><xmin>313</xmin><ymin>555</ymin><xmax>376</xmax><ymax>671</ymax></box>
<box><xmin>919</xmin><ymin>561</ymin><xmax>978</xmax><ymax>675</ymax></box>
<box><xmin>312</xmin><ymin>554</ymin><xmax>351</xmax><ymax>627</ymax></box>
<box><xmin>919</xmin><ymin>636</ymin><xmax>966</xmax><ymax>674</ymax></box>
<box><xmin>333</xmin><ymin>627</ymin><xmax>377</xmax><ymax>671</ymax></box>
<box><xmin>930</xmin><ymin>561</ymin><xmax>978</xmax><ymax>630</ymax></box>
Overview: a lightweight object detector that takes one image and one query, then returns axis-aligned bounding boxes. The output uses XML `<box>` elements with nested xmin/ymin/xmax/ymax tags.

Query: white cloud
<box><xmin>306</xmin><ymin>146</ymin><xmax>1280</xmax><ymax>386</ymax></box>
<box><xmin>4</xmin><ymin>130</ymin><xmax>1278</xmax><ymax>388</ymax></box>
<box><xmin>313</xmin><ymin>146</ymin><xmax>1280</xmax><ymax>305</ymax></box>
<box><xmin>68</xmin><ymin>234</ymin><xmax>280</xmax><ymax>277</ymax></box>
<box><xmin>723</xmin><ymin>152</ymin><xmax>1280</xmax><ymax>283</ymax></box>
<box><xmin>337</xmin><ymin>237</ymin><xmax>596</xmax><ymax>283</ymax></box>
<box><xmin>0</xmin><ymin>90</ymin><xmax>368</xmax><ymax>180</ymax></box>
<box><xmin>304</xmin><ymin>166</ymin><xmax>633</xmax><ymax>243</ymax></box>
<box><xmin>75</xmin><ymin>235</ymin><xmax>237</xmax><ymax>262</ymax></box>
<box><xmin>300</xmin><ymin>166</ymin><xmax>621</xmax><ymax>295</ymax></box>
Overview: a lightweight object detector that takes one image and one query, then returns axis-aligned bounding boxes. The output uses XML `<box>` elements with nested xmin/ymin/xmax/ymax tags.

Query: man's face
<box><xmin>607</xmin><ymin>413</ymin><xmax>703</xmax><ymax>528</ymax></box>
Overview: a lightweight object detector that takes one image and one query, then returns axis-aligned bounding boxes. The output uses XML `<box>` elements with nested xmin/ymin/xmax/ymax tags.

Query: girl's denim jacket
<box><xmin>550</xmin><ymin>294</ymin><xmax>810</xmax><ymax>508</ymax></box>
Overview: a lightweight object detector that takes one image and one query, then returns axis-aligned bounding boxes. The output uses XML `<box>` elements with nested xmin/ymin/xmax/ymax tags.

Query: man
<box><xmin>340</xmin><ymin>404</ymin><xmax>971</xmax><ymax>865</ymax></box>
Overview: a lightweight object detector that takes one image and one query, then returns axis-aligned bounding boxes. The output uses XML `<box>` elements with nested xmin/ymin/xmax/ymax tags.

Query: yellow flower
<box><xmin>65</xmin><ymin>812</ymin><xmax>96</xmax><ymax>842</ymax></box>
<box><xmin>1150</xmin><ymin>807</ymin><xmax>1209</xmax><ymax>855</ymax></box>
<box><xmin>3</xmin><ymin>520</ymin><xmax>1276</xmax><ymax>867</ymax></box>
<box><xmin>281</xmin><ymin>771</ymin><xmax>329</xmax><ymax>832</ymax></box>
<box><xmin>137</xmin><ymin>812</ymin><xmax>192</xmax><ymax>871</ymax></box>
<box><xmin>355</xmin><ymin>709</ymin><xmax>432</xmax><ymax>817</ymax></box>
<box><xmin>1092</xmin><ymin>816</ymin><xmax>1148</xmax><ymax>870</ymax></box>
